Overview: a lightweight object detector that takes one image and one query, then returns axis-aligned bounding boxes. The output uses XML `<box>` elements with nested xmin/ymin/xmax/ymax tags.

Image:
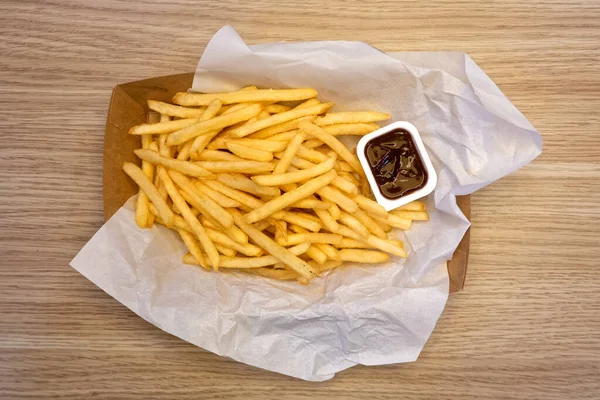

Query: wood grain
<box><xmin>1</xmin><ymin>0</ymin><xmax>599</xmax><ymax>399</ymax></box>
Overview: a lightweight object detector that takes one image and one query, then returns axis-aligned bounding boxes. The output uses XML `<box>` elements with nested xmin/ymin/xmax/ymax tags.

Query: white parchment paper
<box><xmin>71</xmin><ymin>26</ymin><xmax>542</xmax><ymax>381</ymax></box>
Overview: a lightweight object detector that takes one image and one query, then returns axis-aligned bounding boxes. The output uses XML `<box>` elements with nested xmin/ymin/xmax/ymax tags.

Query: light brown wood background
<box><xmin>1</xmin><ymin>0</ymin><xmax>599</xmax><ymax>399</ymax></box>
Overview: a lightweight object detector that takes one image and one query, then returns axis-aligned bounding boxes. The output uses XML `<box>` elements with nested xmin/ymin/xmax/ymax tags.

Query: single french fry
<box><xmin>253</xmin><ymin>156</ymin><xmax>335</xmax><ymax>186</ymax></box>
<box><xmin>293</xmin><ymin>145</ymin><xmax>329</xmax><ymax>163</ymax></box>
<box><xmin>273</xmin><ymin>132</ymin><xmax>306</xmax><ymax>174</ymax></box>
<box><xmin>278</xmin><ymin>233</ymin><xmax>343</xmax><ymax>247</ymax></box>
<box><xmin>338</xmin><ymin>249</ymin><xmax>390</xmax><ymax>263</ymax></box>
<box><xmin>167</xmin><ymin>104</ymin><xmax>262</xmax><ymax>146</ymax></box>
<box><xmin>288</xmin><ymin>156</ymin><xmax>317</xmax><ymax>170</ymax></box>
<box><xmin>325</xmin><ymin>201</ymin><xmax>342</xmax><ymax>220</ymax></box>
<box><xmin>266</xmin><ymin>131</ymin><xmax>298</xmax><ymax>143</ymax></box>
<box><xmin>339</xmin><ymin>211</ymin><xmax>370</xmax><ymax>238</ymax></box>
<box><xmin>374</xmin><ymin>218</ymin><xmax>392</xmax><ymax>232</ymax></box>
<box><xmin>157</xmin><ymin>167</ymin><xmax>219</xmax><ymax>269</ymax></box>
<box><xmin>366</xmin><ymin>235</ymin><xmax>408</xmax><ymax>257</ymax></box>
<box><xmin>391</xmin><ymin>200</ymin><xmax>426</xmax><ymax>212</ymax></box>
<box><xmin>123</xmin><ymin>162</ymin><xmax>174</xmax><ymax>227</ymax></box>
<box><xmin>168</xmin><ymin>171</ymin><xmax>234</xmax><ymax>228</ymax></box>
<box><xmin>314</xmin><ymin>243</ymin><xmax>340</xmax><ymax>261</ymax></box>
<box><xmin>337</xmin><ymin>238</ymin><xmax>374</xmax><ymax>249</ymax></box>
<box><xmin>265</xmin><ymin>104</ymin><xmax>291</xmax><ymax>114</ymax></box>
<box><xmin>354</xmin><ymin>209</ymin><xmax>387</xmax><ymax>239</ymax></box>
<box><xmin>147</xmin><ymin>100</ymin><xmax>206</xmax><ymax>119</ymax></box>
<box><xmin>249</xmin><ymin>116</ymin><xmax>315</xmax><ymax>139</ymax></box>
<box><xmin>302</xmin><ymin>139</ymin><xmax>324</xmax><ymax>149</ymax></box>
<box><xmin>335</xmin><ymin>161</ymin><xmax>355</xmax><ymax>172</ymax></box>
<box><xmin>389</xmin><ymin>210</ymin><xmax>430</xmax><ymax>221</ymax></box>
<box><xmin>225</xmin><ymin>139</ymin><xmax>287</xmax><ymax>152</ymax></box>
<box><xmin>178</xmin><ymin>229</ymin><xmax>209</xmax><ymax>269</ymax></box>
<box><xmin>371</xmin><ymin>213</ymin><xmax>412</xmax><ymax>230</ymax></box>
<box><xmin>173</xmin><ymin>88</ymin><xmax>318</xmax><ymax>106</ymax></box>
<box><xmin>310</xmin><ymin>259</ymin><xmax>343</xmax><ymax>274</ymax></box>
<box><xmin>299</xmin><ymin>121</ymin><xmax>364</xmax><ymax>174</ymax></box>
<box><xmin>215</xmin><ymin>243</ymin><xmax>237</xmax><ymax>257</ymax></box>
<box><xmin>306</xmin><ymin>245</ymin><xmax>327</xmax><ymax>265</ymax></box>
<box><xmin>294</xmin><ymin>98</ymin><xmax>321</xmax><ymax>109</ymax></box>
<box><xmin>277</xmin><ymin>211</ymin><xmax>321</xmax><ymax>232</ymax></box>
<box><xmin>194</xmin><ymin>181</ymin><xmax>241</xmax><ymax>208</ymax></box>
<box><xmin>315</xmin><ymin>208</ymin><xmax>340</xmax><ymax>232</ymax></box>
<box><xmin>230</xmin><ymin>103</ymin><xmax>333</xmax><ymax>138</ymax></box>
<box><xmin>212</xmin><ymin>243</ymin><xmax>309</xmax><ymax>267</ymax></box>
<box><xmin>244</xmin><ymin>170</ymin><xmax>337</xmax><ymax>223</ymax></box>
<box><xmin>226</xmin><ymin>142</ymin><xmax>273</xmax><ymax>162</ymax></box>
<box><xmin>334</xmin><ymin>225</ymin><xmax>364</xmax><ymax>241</ymax></box>
<box><xmin>203</xmin><ymin>179</ymin><xmax>264</xmax><ymax>210</ymax></box>
<box><xmin>216</xmin><ymin>173</ymin><xmax>281</xmax><ymax>198</ymax></box>
<box><xmin>205</xmin><ymin>228</ymin><xmax>262</xmax><ymax>257</ymax></box>
<box><xmin>177</xmin><ymin>99</ymin><xmax>223</xmax><ymax>160</ymax></box>
<box><xmin>322</xmin><ymin>122</ymin><xmax>380</xmax><ymax>136</ymax></box>
<box><xmin>330</xmin><ymin>176</ymin><xmax>359</xmax><ymax>195</ymax></box>
<box><xmin>134</xmin><ymin>149</ymin><xmax>215</xmax><ymax>178</ymax></box>
<box><xmin>194</xmin><ymin>150</ymin><xmax>245</xmax><ymax>162</ymax></box>
<box><xmin>315</xmin><ymin>111</ymin><xmax>390</xmax><ymax>126</ymax></box>
<box><xmin>129</xmin><ymin>118</ymin><xmax>198</xmax><ymax>135</ymax></box>
<box><xmin>289</xmin><ymin>198</ymin><xmax>329</xmax><ymax>209</ymax></box>
<box><xmin>317</xmin><ymin>186</ymin><xmax>359</xmax><ymax>213</ymax></box>
<box><xmin>195</xmin><ymin>161</ymin><xmax>274</xmax><ymax>174</ymax></box>
<box><xmin>353</xmin><ymin>194</ymin><xmax>387</xmax><ymax>217</ymax></box>
<box><xmin>230</xmin><ymin>210</ymin><xmax>316</xmax><ymax>279</ymax></box>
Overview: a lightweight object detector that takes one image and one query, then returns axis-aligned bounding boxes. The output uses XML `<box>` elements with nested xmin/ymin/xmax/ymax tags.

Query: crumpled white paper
<box><xmin>71</xmin><ymin>26</ymin><xmax>542</xmax><ymax>381</ymax></box>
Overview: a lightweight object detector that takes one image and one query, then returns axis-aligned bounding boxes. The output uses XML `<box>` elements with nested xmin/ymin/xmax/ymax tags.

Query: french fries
<box><xmin>123</xmin><ymin>86</ymin><xmax>430</xmax><ymax>284</ymax></box>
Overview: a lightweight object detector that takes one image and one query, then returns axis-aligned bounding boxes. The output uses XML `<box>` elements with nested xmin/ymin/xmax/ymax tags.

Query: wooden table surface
<box><xmin>1</xmin><ymin>1</ymin><xmax>599</xmax><ymax>399</ymax></box>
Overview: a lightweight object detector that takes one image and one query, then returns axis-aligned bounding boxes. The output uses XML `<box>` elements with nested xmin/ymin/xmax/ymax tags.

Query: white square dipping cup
<box><xmin>356</xmin><ymin>121</ymin><xmax>437</xmax><ymax>211</ymax></box>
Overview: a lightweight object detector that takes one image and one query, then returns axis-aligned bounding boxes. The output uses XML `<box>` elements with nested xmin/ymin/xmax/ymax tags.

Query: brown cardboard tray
<box><xmin>103</xmin><ymin>73</ymin><xmax>470</xmax><ymax>293</ymax></box>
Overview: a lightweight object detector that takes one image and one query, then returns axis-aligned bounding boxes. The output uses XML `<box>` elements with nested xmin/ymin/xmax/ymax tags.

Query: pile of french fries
<box><xmin>123</xmin><ymin>86</ymin><xmax>429</xmax><ymax>284</ymax></box>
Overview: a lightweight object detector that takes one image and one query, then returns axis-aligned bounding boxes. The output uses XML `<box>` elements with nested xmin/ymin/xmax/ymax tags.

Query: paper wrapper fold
<box><xmin>72</xmin><ymin>26</ymin><xmax>541</xmax><ymax>381</ymax></box>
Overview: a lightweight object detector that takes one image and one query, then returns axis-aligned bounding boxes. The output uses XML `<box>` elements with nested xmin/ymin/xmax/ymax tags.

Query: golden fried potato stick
<box><xmin>322</xmin><ymin>123</ymin><xmax>380</xmax><ymax>136</ymax></box>
<box><xmin>157</xmin><ymin>167</ymin><xmax>219</xmax><ymax>269</ymax></box>
<box><xmin>249</xmin><ymin>116</ymin><xmax>315</xmax><ymax>139</ymax></box>
<box><xmin>339</xmin><ymin>211</ymin><xmax>370</xmax><ymax>238</ymax></box>
<box><xmin>273</xmin><ymin>132</ymin><xmax>306</xmax><ymax>174</ymax></box>
<box><xmin>123</xmin><ymin>162</ymin><xmax>174</xmax><ymax>227</ymax></box>
<box><xmin>299</xmin><ymin>120</ymin><xmax>363</xmax><ymax>174</ymax></box>
<box><xmin>353</xmin><ymin>194</ymin><xmax>387</xmax><ymax>217</ymax></box>
<box><xmin>173</xmin><ymin>88</ymin><xmax>318</xmax><ymax>106</ymax></box>
<box><xmin>167</xmin><ymin>104</ymin><xmax>262</xmax><ymax>146</ymax></box>
<box><xmin>147</xmin><ymin>100</ymin><xmax>206</xmax><ymax>119</ymax></box>
<box><xmin>230</xmin><ymin>103</ymin><xmax>332</xmax><ymax>138</ymax></box>
<box><xmin>338</xmin><ymin>249</ymin><xmax>390</xmax><ymax>263</ymax></box>
<box><xmin>317</xmin><ymin>186</ymin><xmax>359</xmax><ymax>213</ymax></box>
<box><xmin>353</xmin><ymin>209</ymin><xmax>387</xmax><ymax>239</ymax></box>
<box><xmin>315</xmin><ymin>111</ymin><xmax>390</xmax><ymax>126</ymax></box>
<box><xmin>278</xmin><ymin>233</ymin><xmax>343</xmax><ymax>246</ymax></box>
<box><xmin>129</xmin><ymin>118</ymin><xmax>198</xmax><ymax>135</ymax></box>
<box><xmin>134</xmin><ymin>149</ymin><xmax>215</xmax><ymax>178</ymax></box>
<box><xmin>315</xmin><ymin>243</ymin><xmax>340</xmax><ymax>261</ymax></box>
<box><xmin>390</xmin><ymin>210</ymin><xmax>430</xmax><ymax>221</ymax></box>
<box><xmin>265</xmin><ymin>104</ymin><xmax>292</xmax><ymax>114</ymax></box>
<box><xmin>168</xmin><ymin>171</ymin><xmax>233</xmax><ymax>229</ymax></box>
<box><xmin>216</xmin><ymin>173</ymin><xmax>281</xmax><ymax>198</ymax></box>
<box><xmin>225</xmin><ymin>139</ymin><xmax>287</xmax><ymax>152</ymax></box>
<box><xmin>177</xmin><ymin>229</ymin><xmax>209</xmax><ymax>269</ymax></box>
<box><xmin>226</xmin><ymin>142</ymin><xmax>273</xmax><ymax>162</ymax></box>
<box><xmin>195</xmin><ymin>161</ymin><xmax>274</xmax><ymax>174</ymax></box>
<box><xmin>194</xmin><ymin>181</ymin><xmax>241</xmax><ymax>208</ymax></box>
<box><xmin>244</xmin><ymin>170</ymin><xmax>337</xmax><ymax>223</ymax></box>
<box><xmin>253</xmin><ymin>156</ymin><xmax>335</xmax><ymax>186</ymax></box>
<box><xmin>366</xmin><ymin>235</ymin><xmax>407</xmax><ymax>257</ymax></box>
<box><xmin>229</xmin><ymin>210</ymin><xmax>316</xmax><ymax>279</ymax></box>
<box><xmin>393</xmin><ymin>201</ymin><xmax>426</xmax><ymax>212</ymax></box>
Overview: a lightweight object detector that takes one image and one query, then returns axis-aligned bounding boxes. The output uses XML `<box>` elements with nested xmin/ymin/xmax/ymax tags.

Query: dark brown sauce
<box><xmin>364</xmin><ymin>129</ymin><xmax>428</xmax><ymax>199</ymax></box>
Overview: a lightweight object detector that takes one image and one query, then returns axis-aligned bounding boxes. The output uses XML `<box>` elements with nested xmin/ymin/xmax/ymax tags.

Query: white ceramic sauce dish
<box><xmin>356</xmin><ymin>121</ymin><xmax>437</xmax><ymax>211</ymax></box>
